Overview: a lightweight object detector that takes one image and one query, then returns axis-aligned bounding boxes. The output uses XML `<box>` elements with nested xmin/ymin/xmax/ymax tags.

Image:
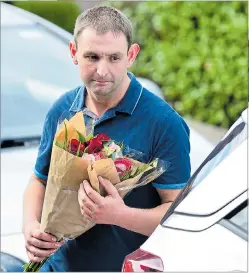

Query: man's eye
<box><xmin>86</xmin><ymin>56</ymin><xmax>98</xmax><ymax>61</ymax></box>
<box><xmin>110</xmin><ymin>56</ymin><xmax>120</xmax><ymax>62</ymax></box>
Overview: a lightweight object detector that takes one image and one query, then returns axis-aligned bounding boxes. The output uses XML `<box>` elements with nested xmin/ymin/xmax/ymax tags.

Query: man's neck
<box><xmin>85</xmin><ymin>75</ymin><xmax>131</xmax><ymax>118</ymax></box>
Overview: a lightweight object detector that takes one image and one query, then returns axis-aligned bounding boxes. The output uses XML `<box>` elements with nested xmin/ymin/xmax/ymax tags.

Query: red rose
<box><xmin>69</xmin><ymin>139</ymin><xmax>85</xmax><ymax>154</ymax></box>
<box><xmin>96</xmin><ymin>133</ymin><xmax>111</xmax><ymax>141</ymax></box>
<box><xmin>114</xmin><ymin>158</ymin><xmax>133</xmax><ymax>176</ymax></box>
<box><xmin>87</xmin><ymin>138</ymin><xmax>103</xmax><ymax>154</ymax></box>
<box><xmin>70</xmin><ymin>139</ymin><xmax>79</xmax><ymax>152</ymax></box>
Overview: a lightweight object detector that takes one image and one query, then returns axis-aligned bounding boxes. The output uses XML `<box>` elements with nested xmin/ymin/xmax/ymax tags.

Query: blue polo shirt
<box><xmin>36</xmin><ymin>73</ymin><xmax>190</xmax><ymax>271</ymax></box>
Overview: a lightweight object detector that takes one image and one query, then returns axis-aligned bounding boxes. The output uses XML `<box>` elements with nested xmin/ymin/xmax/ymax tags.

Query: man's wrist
<box><xmin>22</xmin><ymin>218</ymin><xmax>40</xmax><ymax>233</ymax></box>
<box><xmin>112</xmin><ymin>204</ymin><xmax>132</xmax><ymax>227</ymax></box>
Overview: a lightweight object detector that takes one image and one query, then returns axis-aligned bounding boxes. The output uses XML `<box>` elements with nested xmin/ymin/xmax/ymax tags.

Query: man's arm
<box><xmin>114</xmin><ymin>188</ymin><xmax>181</xmax><ymax>236</ymax></box>
<box><xmin>79</xmin><ymin>177</ymin><xmax>182</xmax><ymax>236</ymax></box>
<box><xmin>22</xmin><ymin>175</ymin><xmax>46</xmax><ymax>230</ymax></box>
<box><xmin>22</xmin><ymin>175</ymin><xmax>62</xmax><ymax>262</ymax></box>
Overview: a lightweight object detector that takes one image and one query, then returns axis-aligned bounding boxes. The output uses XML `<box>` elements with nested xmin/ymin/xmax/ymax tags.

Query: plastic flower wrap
<box><xmin>23</xmin><ymin>111</ymin><xmax>169</xmax><ymax>272</ymax></box>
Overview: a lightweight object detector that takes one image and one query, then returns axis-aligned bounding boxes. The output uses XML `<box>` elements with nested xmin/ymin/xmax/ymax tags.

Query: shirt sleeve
<box><xmin>33</xmin><ymin>88</ymin><xmax>80</xmax><ymax>181</ymax></box>
<box><xmin>33</xmin><ymin>107</ymin><xmax>58</xmax><ymax>181</ymax></box>
<box><xmin>152</xmin><ymin>111</ymin><xmax>191</xmax><ymax>189</ymax></box>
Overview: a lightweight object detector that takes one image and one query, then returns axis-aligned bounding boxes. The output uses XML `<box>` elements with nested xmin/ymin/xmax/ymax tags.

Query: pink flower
<box><xmin>93</xmin><ymin>152</ymin><xmax>106</xmax><ymax>160</ymax></box>
<box><xmin>82</xmin><ymin>153</ymin><xmax>96</xmax><ymax>164</ymax></box>
<box><xmin>114</xmin><ymin>158</ymin><xmax>133</xmax><ymax>176</ymax></box>
<box><xmin>109</xmin><ymin>142</ymin><xmax>121</xmax><ymax>153</ymax></box>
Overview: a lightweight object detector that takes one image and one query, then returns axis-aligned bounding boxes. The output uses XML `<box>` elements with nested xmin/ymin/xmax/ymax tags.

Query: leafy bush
<box><xmin>12</xmin><ymin>1</ymin><xmax>247</xmax><ymax>127</ymax></box>
<box><xmin>108</xmin><ymin>2</ymin><xmax>248</xmax><ymax>128</ymax></box>
<box><xmin>12</xmin><ymin>1</ymin><xmax>81</xmax><ymax>33</ymax></box>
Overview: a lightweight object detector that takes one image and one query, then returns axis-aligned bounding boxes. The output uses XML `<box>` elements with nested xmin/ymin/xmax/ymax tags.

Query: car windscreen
<box><xmin>161</xmin><ymin>112</ymin><xmax>247</xmax><ymax>223</ymax></box>
<box><xmin>1</xmin><ymin>25</ymin><xmax>81</xmax><ymax>140</ymax></box>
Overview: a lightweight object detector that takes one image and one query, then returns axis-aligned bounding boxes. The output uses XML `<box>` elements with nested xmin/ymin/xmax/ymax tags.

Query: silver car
<box><xmin>122</xmin><ymin>108</ymin><xmax>248</xmax><ymax>272</ymax></box>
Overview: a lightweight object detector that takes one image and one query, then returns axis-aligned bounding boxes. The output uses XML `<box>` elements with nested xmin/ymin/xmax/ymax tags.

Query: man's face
<box><xmin>70</xmin><ymin>28</ymin><xmax>139</xmax><ymax>98</ymax></box>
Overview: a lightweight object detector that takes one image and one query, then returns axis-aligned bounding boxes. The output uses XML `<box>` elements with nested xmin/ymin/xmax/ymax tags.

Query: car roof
<box><xmin>1</xmin><ymin>2</ymin><xmax>35</xmax><ymax>26</ymax></box>
<box><xmin>1</xmin><ymin>2</ymin><xmax>72</xmax><ymax>41</ymax></box>
<box><xmin>137</xmin><ymin>77</ymin><xmax>165</xmax><ymax>99</ymax></box>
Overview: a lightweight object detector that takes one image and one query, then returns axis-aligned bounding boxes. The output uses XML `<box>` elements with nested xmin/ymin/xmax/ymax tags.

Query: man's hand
<box><xmin>23</xmin><ymin>221</ymin><xmax>64</xmax><ymax>262</ymax></box>
<box><xmin>78</xmin><ymin>176</ymin><xmax>127</xmax><ymax>225</ymax></box>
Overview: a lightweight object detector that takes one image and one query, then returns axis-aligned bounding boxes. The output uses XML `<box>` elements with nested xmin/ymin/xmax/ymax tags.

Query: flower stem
<box><xmin>23</xmin><ymin>258</ymin><xmax>47</xmax><ymax>272</ymax></box>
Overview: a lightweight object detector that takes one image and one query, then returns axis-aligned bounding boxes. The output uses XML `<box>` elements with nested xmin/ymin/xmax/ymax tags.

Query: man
<box><xmin>23</xmin><ymin>5</ymin><xmax>191</xmax><ymax>271</ymax></box>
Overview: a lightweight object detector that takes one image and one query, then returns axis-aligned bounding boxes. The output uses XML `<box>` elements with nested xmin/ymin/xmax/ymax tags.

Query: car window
<box><xmin>1</xmin><ymin>25</ymin><xmax>81</xmax><ymax>140</ymax></box>
<box><xmin>229</xmin><ymin>205</ymin><xmax>248</xmax><ymax>233</ymax></box>
<box><xmin>220</xmin><ymin>201</ymin><xmax>248</xmax><ymax>241</ymax></box>
<box><xmin>161</xmin><ymin>111</ymin><xmax>247</xmax><ymax>223</ymax></box>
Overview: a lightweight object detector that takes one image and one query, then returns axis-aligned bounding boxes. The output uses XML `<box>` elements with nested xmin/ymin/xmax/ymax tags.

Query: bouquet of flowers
<box><xmin>23</xmin><ymin>111</ymin><xmax>169</xmax><ymax>272</ymax></box>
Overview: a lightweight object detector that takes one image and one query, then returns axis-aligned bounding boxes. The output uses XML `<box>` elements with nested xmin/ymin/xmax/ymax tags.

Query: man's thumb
<box><xmin>98</xmin><ymin>176</ymin><xmax>118</xmax><ymax>197</ymax></box>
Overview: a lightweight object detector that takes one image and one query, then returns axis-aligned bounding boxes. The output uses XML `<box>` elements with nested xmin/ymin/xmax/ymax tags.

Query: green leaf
<box><xmin>63</xmin><ymin>122</ymin><xmax>68</xmax><ymax>150</ymax></box>
<box><xmin>55</xmin><ymin>141</ymin><xmax>64</xmax><ymax>149</ymax></box>
<box><xmin>76</xmin><ymin>130</ymin><xmax>86</xmax><ymax>143</ymax></box>
<box><xmin>86</xmin><ymin>133</ymin><xmax>94</xmax><ymax>142</ymax></box>
<box><xmin>76</xmin><ymin>142</ymin><xmax>81</xmax><ymax>157</ymax></box>
<box><xmin>68</xmin><ymin>140</ymin><xmax>71</xmax><ymax>153</ymax></box>
<box><xmin>23</xmin><ymin>263</ymin><xmax>29</xmax><ymax>270</ymax></box>
<box><xmin>116</xmin><ymin>141</ymin><xmax>124</xmax><ymax>152</ymax></box>
<box><xmin>103</xmin><ymin>141</ymin><xmax>113</xmax><ymax>147</ymax></box>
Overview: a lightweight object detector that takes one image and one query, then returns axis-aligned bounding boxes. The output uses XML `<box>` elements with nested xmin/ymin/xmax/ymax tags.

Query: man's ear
<box><xmin>69</xmin><ymin>41</ymin><xmax>78</xmax><ymax>65</ymax></box>
<box><xmin>127</xmin><ymin>43</ymin><xmax>140</xmax><ymax>68</ymax></box>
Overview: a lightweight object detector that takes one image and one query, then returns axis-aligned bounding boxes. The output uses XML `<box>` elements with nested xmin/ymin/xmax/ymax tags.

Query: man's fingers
<box><xmin>80</xmin><ymin>206</ymin><xmax>94</xmax><ymax>220</ymax></box>
<box><xmin>79</xmin><ymin>183</ymin><xmax>97</xmax><ymax>211</ymax></box>
<box><xmin>31</xmin><ymin>229</ymin><xmax>57</xmax><ymax>242</ymax></box>
<box><xmin>27</xmin><ymin>251</ymin><xmax>44</xmax><ymax>263</ymax></box>
<box><xmin>30</xmin><ymin>237</ymin><xmax>61</xmax><ymax>250</ymax></box>
<box><xmin>83</xmin><ymin>181</ymin><xmax>104</xmax><ymax>205</ymax></box>
<box><xmin>99</xmin><ymin>176</ymin><xmax>119</xmax><ymax>198</ymax></box>
<box><xmin>27</xmin><ymin>245</ymin><xmax>57</xmax><ymax>259</ymax></box>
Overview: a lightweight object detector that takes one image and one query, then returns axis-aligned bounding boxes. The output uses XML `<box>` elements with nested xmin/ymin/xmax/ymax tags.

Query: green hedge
<box><xmin>12</xmin><ymin>1</ymin><xmax>81</xmax><ymax>33</ymax></box>
<box><xmin>12</xmin><ymin>1</ymin><xmax>247</xmax><ymax>127</ymax></box>
<box><xmin>108</xmin><ymin>2</ymin><xmax>248</xmax><ymax>128</ymax></box>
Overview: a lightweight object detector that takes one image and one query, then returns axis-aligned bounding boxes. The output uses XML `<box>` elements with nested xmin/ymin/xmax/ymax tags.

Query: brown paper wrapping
<box><xmin>40</xmin><ymin>112</ymin><xmax>148</xmax><ymax>240</ymax></box>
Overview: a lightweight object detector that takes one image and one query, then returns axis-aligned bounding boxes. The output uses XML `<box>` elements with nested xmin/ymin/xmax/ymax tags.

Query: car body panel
<box><xmin>163</xmin><ymin>191</ymin><xmax>247</xmax><ymax>232</ymax></box>
<box><xmin>140</xmin><ymin>223</ymin><xmax>247</xmax><ymax>272</ymax></box>
<box><xmin>174</xmin><ymin>139</ymin><xmax>247</xmax><ymax>216</ymax></box>
<box><xmin>1</xmin><ymin>235</ymin><xmax>27</xmax><ymax>264</ymax></box>
<box><xmin>1</xmin><ymin>147</ymin><xmax>38</xmax><ymax>236</ymax></box>
<box><xmin>1</xmin><ymin>2</ymin><xmax>72</xmax><ymax>41</ymax></box>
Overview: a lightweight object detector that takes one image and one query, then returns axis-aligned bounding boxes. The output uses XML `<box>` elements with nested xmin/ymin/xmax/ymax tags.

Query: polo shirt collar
<box><xmin>115</xmin><ymin>72</ymin><xmax>143</xmax><ymax>115</ymax></box>
<box><xmin>69</xmin><ymin>72</ymin><xmax>143</xmax><ymax>115</ymax></box>
<box><xmin>69</xmin><ymin>85</ymin><xmax>85</xmax><ymax>112</ymax></box>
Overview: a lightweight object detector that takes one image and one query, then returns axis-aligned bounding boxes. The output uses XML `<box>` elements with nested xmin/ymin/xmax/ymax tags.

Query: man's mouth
<box><xmin>93</xmin><ymin>80</ymin><xmax>110</xmax><ymax>86</ymax></box>
<box><xmin>93</xmin><ymin>80</ymin><xmax>110</xmax><ymax>83</ymax></box>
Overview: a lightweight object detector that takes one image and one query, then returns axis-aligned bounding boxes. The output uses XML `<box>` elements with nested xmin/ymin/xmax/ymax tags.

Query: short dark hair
<box><xmin>74</xmin><ymin>5</ymin><xmax>133</xmax><ymax>49</ymax></box>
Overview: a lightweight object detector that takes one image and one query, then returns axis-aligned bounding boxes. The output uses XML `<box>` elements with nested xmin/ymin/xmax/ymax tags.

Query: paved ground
<box><xmin>185</xmin><ymin>117</ymin><xmax>227</xmax><ymax>145</ymax></box>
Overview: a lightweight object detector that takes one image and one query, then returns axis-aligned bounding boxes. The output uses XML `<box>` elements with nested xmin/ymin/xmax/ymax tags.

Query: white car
<box><xmin>122</xmin><ymin>108</ymin><xmax>248</xmax><ymax>272</ymax></box>
<box><xmin>0</xmin><ymin>3</ymin><xmax>214</xmax><ymax>271</ymax></box>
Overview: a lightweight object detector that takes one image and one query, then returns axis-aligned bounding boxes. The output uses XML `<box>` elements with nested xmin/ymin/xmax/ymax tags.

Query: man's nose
<box><xmin>96</xmin><ymin>60</ymin><xmax>109</xmax><ymax>78</ymax></box>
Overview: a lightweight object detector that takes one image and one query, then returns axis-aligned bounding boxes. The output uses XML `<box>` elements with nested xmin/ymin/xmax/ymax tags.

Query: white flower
<box><xmin>109</xmin><ymin>142</ymin><xmax>121</xmax><ymax>153</ymax></box>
